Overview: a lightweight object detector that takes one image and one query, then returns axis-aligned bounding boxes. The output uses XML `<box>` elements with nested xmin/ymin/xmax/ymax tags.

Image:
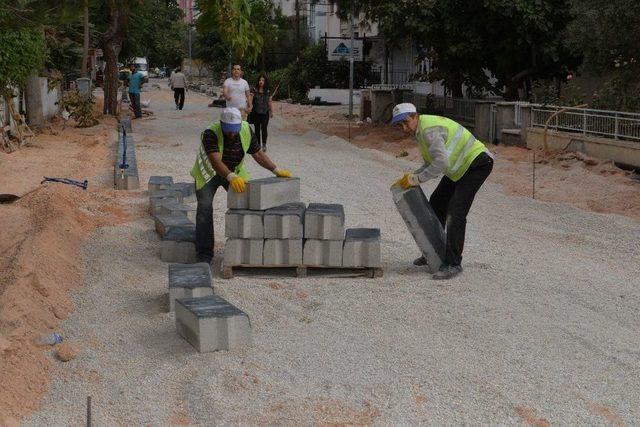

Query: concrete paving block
<box><xmin>303</xmin><ymin>239</ymin><xmax>343</xmax><ymax>267</ymax></box>
<box><xmin>304</xmin><ymin>203</ymin><xmax>345</xmax><ymax>240</ymax></box>
<box><xmin>148</xmin><ymin>176</ymin><xmax>173</xmax><ymax>192</ymax></box>
<box><xmin>156</xmin><ymin>201</ymin><xmax>196</xmax><ymax>223</ymax></box>
<box><xmin>160</xmin><ymin>241</ymin><xmax>196</xmax><ymax>264</ymax></box>
<box><xmin>166</xmin><ymin>182</ymin><xmax>197</xmax><ymax>203</ymax></box>
<box><xmin>149</xmin><ymin>189</ymin><xmax>183</xmax><ymax>204</ymax></box>
<box><xmin>223</xmin><ymin>239</ymin><xmax>264</xmax><ymax>266</ymax></box>
<box><xmin>342</xmin><ymin>228</ymin><xmax>381</xmax><ymax>268</ymax></box>
<box><xmin>154</xmin><ymin>213</ymin><xmax>194</xmax><ymax>238</ymax></box>
<box><xmin>391</xmin><ymin>185</ymin><xmax>445</xmax><ymax>273</ymax></box>
<box><xmin>160</xmin><ymin>226</ymin><xmax>197</xmax><ymax>263</ymax></box>
<box><xmin>227</xmin><ymin>187</ymin><xmax>249</xmax><ymax>210</ymax></box>
<box><xmin>114</xmin><ymin>172</ymin><xmax>140</xmax><ymax>190</ymax></box>
<box><xmin>175</xmin><ymin>295</ymin><xmax>251</xmax><ymax>352</ymax></box>
<box><xmin>168</xmin><ymin>263</ymin><xmax>213</xmax><ymax>311</ymax></box>
<box><xmin>149</xmin><ymin>197</ymin><xmax>178</xmax><ymax>216</ymax></box>
<box><xmin>225</xmin><ymin>210</ymin><xmax>264</xmax><ymax>239</ymax></box>
<box><xmin>264</xmin><ymin>203</ymin><xmax>305</xmax><ymax>239</ymax></box>
<box><xmin>264</xmin><ymin>239</ymin><xmax>303</xmax><ymax>265</ymax></box>
<box><xmin>248</xmin><ymin>177</ymin><xmax>300</xmax><ymax>210</ymax></box>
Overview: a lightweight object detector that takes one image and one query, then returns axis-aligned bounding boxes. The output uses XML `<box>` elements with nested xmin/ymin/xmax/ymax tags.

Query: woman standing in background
<box><xmin>250</xmin><ymin>74</ymin><xmax>273</xmax><ymax>151</ymax></box>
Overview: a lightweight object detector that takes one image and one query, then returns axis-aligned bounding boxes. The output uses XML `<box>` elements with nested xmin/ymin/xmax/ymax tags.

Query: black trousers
<box><xmin>129</xmin><ymin>92</ymin><xmax>141</xmax><ymax>118</ymax></box>
<box><xmin>195</xmin><ymin>175</ymin><xmax>229</xmax><ymax>262</ymax></box>
<box><xmin>429</xmin><ymin>152</ymin><xmax>494</xmax><ymax>266</ymax></box>
<box><xmin>253</xmin><ymin>113</ymin><xmax>269</xmax><ymax>147</ymax></box>
<box><xmin>173</xmin><ymin>88</ymin><xmax>185</xmax><ymax>110</ymax></box>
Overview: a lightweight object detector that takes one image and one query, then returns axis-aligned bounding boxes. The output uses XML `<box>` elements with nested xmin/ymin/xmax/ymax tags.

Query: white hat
<box><xmin>220</xmin><ymin>107</ymin><xmax>242</xmax><ymax>132</ymax></box>
<box><xmin>391</xmin><ymin>103</ymin><xmax>417</xmax><ymax>124</ymax></box>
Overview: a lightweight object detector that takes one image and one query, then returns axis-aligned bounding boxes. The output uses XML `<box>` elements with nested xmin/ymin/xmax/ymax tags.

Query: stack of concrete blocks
<box><xmin>303</xmin><ymin>203</ymin><xmax>346</xmax><ymax>267</ymax></box>
<box><xmin>224</xmin><ymin>177</ymin><xmax>302</xmax><ymax>266</ymax></box>
<box><xmin>149</xmin><ymin>176</ymin><xmax>197</xmax><ymax>263</ymax></box>
<box><xmin>263</xmin><ymin>203</ymin><xmax>305</xmax><ymax>265</ymax></box>
<box><xmin>391</xmin><ymin>185</ymin><xmax>445</xmax><ymax>273</ymax></box>
<box><xmin>114</xmin><ymin>121</ymin><xmax>140</xmax><ymax>190</ymax></box>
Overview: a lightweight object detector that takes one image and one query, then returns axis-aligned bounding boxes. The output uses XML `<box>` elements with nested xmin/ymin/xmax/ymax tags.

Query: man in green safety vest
<box><xmin>191</xmin><ymin>107</ymin><xmax>292</xmax><ymax>263</ymax></box>
<box><xmin>391</xmin><ymin>103</ymin><xmax>494</xmax><ymax>280</ymax></box>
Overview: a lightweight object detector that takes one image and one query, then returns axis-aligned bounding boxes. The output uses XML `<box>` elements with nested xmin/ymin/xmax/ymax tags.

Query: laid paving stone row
<box><xmin>114</xmin><ymin>130</ymin><xmax>139</xmax><ymax>190</ymax></box>
<box><xmin>145</xmin><ymin>174</ymin><xmax>252</xmax><ymax>352</ymax></box>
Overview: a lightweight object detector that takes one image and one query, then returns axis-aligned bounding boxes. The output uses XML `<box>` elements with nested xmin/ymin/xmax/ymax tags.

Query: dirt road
<box><xmin>19</xmin><ymin>84</ymin><xmax>640</xmax><ymax>425</ymax></box>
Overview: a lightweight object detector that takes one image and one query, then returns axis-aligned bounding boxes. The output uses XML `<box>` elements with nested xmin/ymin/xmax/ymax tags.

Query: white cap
<box><xmin>391</xmin><ymin>103</ymin><xmax>417</xmax><ymax>124</ymax></box>
<box><xmin>220</xmin><ymin>107</ymin><xmax>242</xmax><ymax>132</ymax></box>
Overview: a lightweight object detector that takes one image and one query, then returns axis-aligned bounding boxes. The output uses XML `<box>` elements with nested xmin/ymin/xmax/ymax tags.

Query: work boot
<box><xmin>413</xmin><ymin>255</ymin><xmax>427</xmax><ymax>266</ymax></box>
<box><xmin>432</xmin><ymin>264</ymin><xmax>463</xmax><ymax>280</ymax></box>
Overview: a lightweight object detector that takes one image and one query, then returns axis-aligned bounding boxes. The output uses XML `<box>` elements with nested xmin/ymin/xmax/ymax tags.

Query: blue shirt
<box><xmin>128</xmin><ymin>71</ymin><xmax>143</xmax><ymax>94</ymax></box>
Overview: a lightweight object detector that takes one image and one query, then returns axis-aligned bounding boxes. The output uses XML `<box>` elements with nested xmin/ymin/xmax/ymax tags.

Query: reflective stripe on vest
<box><xmin>190</xmin><ymin>121</ymin><xmax>252</xmax><ymax>190</ymax></box>
<box><xmin>417</xmin><ymin>115</ymin><xmax>486</xmax><ymax>182</ymax></box>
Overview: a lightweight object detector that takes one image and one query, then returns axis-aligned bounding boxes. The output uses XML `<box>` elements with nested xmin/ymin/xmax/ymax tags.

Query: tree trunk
<box><xmin>102</xmin><ymin>41</ymin><xmax>121</xmax><ymax>115</ymax></box>
<box><xmin>100</xmin><ymin>3</ymin><xmax>128</xmax><ymax>116</ymax></box>
<box><xmin>81</xmin><ymin>0</ymin><xmax>89</xmax><ymax>77</ymax></box>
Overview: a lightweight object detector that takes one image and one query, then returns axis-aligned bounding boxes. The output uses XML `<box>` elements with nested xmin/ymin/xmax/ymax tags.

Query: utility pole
<box><xmin>348</xmin><ymin>3</ymin><xmax>355</xmax><ymax>118</ymax></box>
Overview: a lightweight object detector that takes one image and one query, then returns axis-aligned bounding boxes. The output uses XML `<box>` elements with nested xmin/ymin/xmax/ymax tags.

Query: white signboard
<box><xmin>327</xmin><ymin>39</ymin><xmax>363</xmax><ymax>61</ymax></box>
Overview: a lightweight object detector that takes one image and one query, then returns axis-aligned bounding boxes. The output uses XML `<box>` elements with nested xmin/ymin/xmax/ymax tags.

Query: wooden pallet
<box><xmin>221</xmin><ymin>264</ymin><xmax>383</xmax><ymax>280</ymax></box>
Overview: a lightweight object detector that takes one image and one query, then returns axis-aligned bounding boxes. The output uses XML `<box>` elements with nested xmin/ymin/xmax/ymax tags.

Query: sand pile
<box><xmin>0</xmin><ymin>185</ymin><xmax>128</xmax><ymax>424</ymax></box>
<box><xmin>0</xmin><ymin>112</ymin><xmax>131</xmax><ymax>424</ymax></box>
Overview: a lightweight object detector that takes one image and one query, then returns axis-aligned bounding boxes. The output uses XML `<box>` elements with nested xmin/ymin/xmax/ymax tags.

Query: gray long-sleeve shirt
<box><xmin>414</xmin><ymin>126</ymin><xmax>450</xmax><ymax>183</ymax></box>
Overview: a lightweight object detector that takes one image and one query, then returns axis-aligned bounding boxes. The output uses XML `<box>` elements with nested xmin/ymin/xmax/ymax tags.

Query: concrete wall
<box><xmin>308</xmin><ymin>88</ymin><xmax>361</xmax><ymax>105</ymax></box>
<box><xmin>527</xmin><ymin>127</ymin><xmax>640</xmax><ymax>168</ymax></box>
<box><xmin>26</xmin><ymin>76</ymin><xmax>61</xmax><ymax>128</ymax></box>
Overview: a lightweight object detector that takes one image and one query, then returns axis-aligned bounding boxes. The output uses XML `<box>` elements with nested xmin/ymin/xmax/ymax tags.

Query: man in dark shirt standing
<box><xmin>190</xmin><ymin>107</ymin><xmax>293</xmax><ymax>263</ymax></box>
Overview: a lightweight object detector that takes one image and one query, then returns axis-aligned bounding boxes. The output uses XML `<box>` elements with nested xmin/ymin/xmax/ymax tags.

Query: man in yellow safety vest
<box><xmin>391</xmin><ymin>103</ymin><xmax>494</xmax><ymax>280</ymax></box>
<box><xmin>191</xmin><ymin>107</ymin><xmax>292</xmax><ymax>263</ymax></box>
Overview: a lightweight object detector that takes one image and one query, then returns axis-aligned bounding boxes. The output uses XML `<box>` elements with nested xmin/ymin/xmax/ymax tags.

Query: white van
<box><xmin>133</xmin><ymin>57</ymin><xmax>149</xmax><ymax>82</ymax></box>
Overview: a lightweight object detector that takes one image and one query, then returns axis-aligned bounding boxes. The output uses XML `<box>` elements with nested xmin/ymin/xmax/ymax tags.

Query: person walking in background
<box><xmin>250</xmin><ymin>74</ymin><xmax>273</xmax><ymax>151</ymax></box>
<box><xmin>223</xmin><ymin>64</ymin><xmax>252</xmax><ymax>119</ymax></box>
<box><xmin>127</xmin><ymin>63</ymin><xmax>144</xmax><ymax>119</ymax></box>
<box><xmin>169</xmin><ymin>67</ymin><xmax>188</xmax><ymax>110</ymax></box>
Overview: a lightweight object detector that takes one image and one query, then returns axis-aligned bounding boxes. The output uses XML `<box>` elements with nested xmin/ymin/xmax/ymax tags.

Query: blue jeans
<box><xmin>195</xmin><ymin>175</ymin><xmax>228</xmax><ymax>262</ymax></box>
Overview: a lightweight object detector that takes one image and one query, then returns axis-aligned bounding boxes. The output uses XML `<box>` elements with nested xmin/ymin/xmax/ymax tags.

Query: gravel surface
<box><xmin>25</xmin><ymin>83</ymin><xmax>640</xmax><ymax>425</ymax></box>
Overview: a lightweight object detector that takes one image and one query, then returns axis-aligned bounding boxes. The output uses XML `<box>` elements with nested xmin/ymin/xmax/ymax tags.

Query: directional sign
<box><xmin>327</xmin><ymin>39</ymin><xmax>363</xmax><ymax>61</ymax></box>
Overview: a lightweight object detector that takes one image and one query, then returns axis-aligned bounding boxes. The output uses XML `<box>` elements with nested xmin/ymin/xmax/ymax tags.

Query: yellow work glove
<box><xmin>394</xmin><ymin>173</ymin><xmax>420</xmax><ymax>190</ymax></box>
<box><xmin>273</xmin><ymin>168</ymin><xmax>292</xmax><ymax>178</ymax></box>
<box><xmin>226</xmin><ymin>173</ymin><xmax>246</xmax><ymax>193</ymax></box>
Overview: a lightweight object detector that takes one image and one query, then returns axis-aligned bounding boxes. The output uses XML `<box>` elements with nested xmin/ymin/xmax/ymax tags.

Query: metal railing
<box><xmin>531</xmin><ymin>105</ymin><xmax>640</xmax><ymax>142</ymax></box>
<box><xmin>403</xmin><ymin>94</ymin><xmax>477</xmax><ymax>124</ymax></box>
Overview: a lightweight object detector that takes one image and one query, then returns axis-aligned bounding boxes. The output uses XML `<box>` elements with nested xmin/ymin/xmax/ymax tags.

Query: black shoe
<box><xmin>432</xmin><ymin>264</ymin><xmax>463</xmax><ymax>280</ymax></box>
<box><xmin>413</xmin><ymin>256</ymin><xmax>427</xmax><ymax>266</ymax></box>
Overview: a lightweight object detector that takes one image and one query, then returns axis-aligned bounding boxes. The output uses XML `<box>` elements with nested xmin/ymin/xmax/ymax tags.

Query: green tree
<box><xmin>334</xmin><ymin>0</ymin><xmax>580</xmax><ymax>100</ymax></box>
<box><xmin>0</xmin><ymin>28</ymin><xmax>48</xmax><ymax>97</ymax></box>
<box><xmin>122</xmin><ymin>0</ymin><xmax>187</xmax><ymax>67</ymax></box>
<box><xmin>195</xmin><ymin>0</ymin><xmax>263</xmax><ymax>65</ymax></box>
